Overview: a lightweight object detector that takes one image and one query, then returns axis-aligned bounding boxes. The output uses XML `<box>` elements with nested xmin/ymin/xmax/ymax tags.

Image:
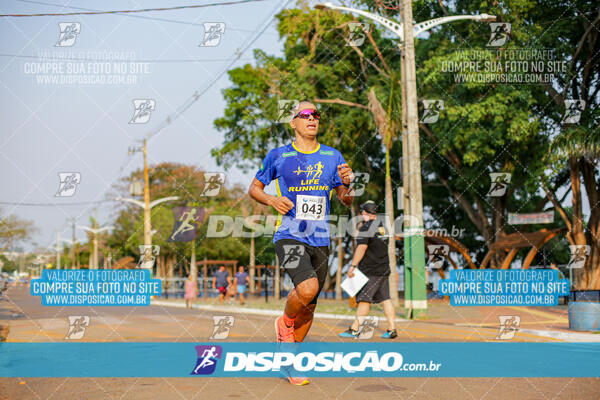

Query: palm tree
<box><xmin>367</xmin><ymin>71</ymin><xmax>403</xmax><ymax>307</ymax></box>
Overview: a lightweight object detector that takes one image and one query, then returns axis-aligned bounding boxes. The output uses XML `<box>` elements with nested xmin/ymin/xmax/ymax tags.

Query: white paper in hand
<box><xmin>341</xmin><ymin>268</ymin><xmax>369</xmax><ymax>297</ymax></box>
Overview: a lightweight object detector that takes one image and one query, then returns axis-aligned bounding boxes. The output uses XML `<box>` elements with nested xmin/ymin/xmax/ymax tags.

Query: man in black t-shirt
<box><xmin>339</xmin><ymin>201</ymin><xmax>397</xmax><ymax>339</ymax></box>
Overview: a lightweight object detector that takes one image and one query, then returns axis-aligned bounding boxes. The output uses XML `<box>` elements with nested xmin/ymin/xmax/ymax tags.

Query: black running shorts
<box><xmin>275</xmin><ymin>238</ymin><xmax>329</xmax><ymax>305</ymax></box>
<box><xmin>355</xmin><ymin>275</ymin><xmax>390</xmax><ymax>304</ymax></box>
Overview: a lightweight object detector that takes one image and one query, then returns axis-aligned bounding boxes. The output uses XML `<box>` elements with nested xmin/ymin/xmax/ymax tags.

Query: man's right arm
<box><xmin>248</xmin><ymin>178</ymin><xmax>294</xmax><ymax>215</ymax></box>
<box><xmin>348</xmin><ymin>244</ymin><xmax>368</xmax><ymax>277</ymax></box>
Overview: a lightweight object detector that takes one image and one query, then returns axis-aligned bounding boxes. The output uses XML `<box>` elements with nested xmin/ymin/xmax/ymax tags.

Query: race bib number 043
<box><xmin>296</xmin><ymin>195</ymin><xmax>326</xmax><ymax>220</ymax></box>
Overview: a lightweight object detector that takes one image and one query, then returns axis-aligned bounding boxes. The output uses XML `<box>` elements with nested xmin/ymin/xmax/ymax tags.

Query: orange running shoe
<box><xmin>280</xmin><ymin>366</ymin><xmax>310</xmax><ymax>386</ymax></box>
<box><xmin>275</xmin><ymin>317</ymin><xmax>307</xmax><ymax>385</ymax></box>
<box><xmin>275</xmin><ymin>315</ymin><xmax>296</xmax><ymax>343</ymax></box>
<box><xmin>287</xmin><ymin>376</ymin><xmax>310</xmax><ymax>386</ymax></box>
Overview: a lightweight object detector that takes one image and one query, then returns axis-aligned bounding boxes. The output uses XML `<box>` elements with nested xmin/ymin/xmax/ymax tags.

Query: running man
<box><xmin>170</xmin><ymin>208</ymin><xmax>199</xmax><ymax>241</ymax></box>
<box><xmin>233</xmin><ymin>266</ymin><xmax>250</xmax><ymax>305</ymax></box>
<box><xmin>249</xmin><ymin>100</ymin><xmax>354</xmax><ymax>385</ymax></box>
<box><xmin>193</xmin><ymin>346</ymin><xmax>218</xmax><ymax>374</ymax></box>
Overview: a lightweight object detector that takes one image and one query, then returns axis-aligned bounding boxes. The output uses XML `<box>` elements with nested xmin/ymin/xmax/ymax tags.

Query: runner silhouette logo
<box><xmin>420</xmin><ymin>100</ymin><xmax>444</xmax><ymax>123</ymax></box>
<box><xmin>349</xmin><ymin>173</ymin><xmax>370</xmax><ymax>196</ymax></box>
<box><xmin>567</xmin><ymin>245</ymin><xmax>590</xmax><ymax>269</ymax></box>
<box><xmin>202</xmin><ymin>173</ymin><xmax>225</xmax><ymax>196</ymax></box>
<box><xmin>282</xmin><ymin>245</ymin><xmax>305</xmax><ymax>269</ymax></box>
<box><xmin>199</xmin><ymin>23</ymin><xmax>226</xmax><ymax>47</ymax></box>
<box><xmin>129</xmin><ymin>99</ymin><xmax>155</xmax><ymax>124</ymax></box>
<box><xmin>427</xmin><ymin>245</ymin><xmax>449</xmax><ymax>270</ymax></box>
<box><xmin>210</xmin><ymin>316</ymin><xmax>234</xmax><ymax>339</ymax></box>
<box><xmin>65</xmin><ymin>316</ymin><xmax>89</xmax><ymax>339</ymax></box>
<box><xmin>487</xmin><ymin>173</ymin><xmax>511</xmax><ymax>197</ymax></box>
<box><xmin>562</xmin><ymin>100</ymin><xmax>585</xmax><ymax>124</ymax></box>
<box><xmin>496</xmin><ymin>315</ymin><xmax>520</xmax><ymax>340</ymax></box>
<box><xmin>55</xmin><ymin>172</ymin><xmax>81</xmax><ymax>197</ymax></box>
<box><xmin>55</xmin><ymin>22</ymin><xmax>80</xmax><ymax>47</ymax></box>
<box><xmin>487</xmin><ymin>23</ymin><xmax>511</xmax><ymax>47</ymax></box>
<box><xmin>346</xmin><ymin>22</ymin><xmax>370</xmax><ymax>47</ymax></box>
<box><xmin>191</xmin><ymin>345</ymin><xmax>222</xmax><ymax>375</ymax></box>
<box><xmin>137</xmin><ymin>245</ymin><xmax>160</xmax><ymax>269</ymax></box>
<box><xmin>276</xmin><ymin>100</ymin><xmax>299</xmax><ymax>123</ymax></box>
<box><xmin>357</xmin><ymin>316</ymin><xmax>378</xmax><ymax>339</ymax></box>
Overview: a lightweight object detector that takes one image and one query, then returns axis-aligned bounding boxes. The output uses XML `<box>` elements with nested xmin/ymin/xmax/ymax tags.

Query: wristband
<box><xmin>342</xmin><ymin>183</ymin><xmax>350</xmax><ymax>188</ymax></box>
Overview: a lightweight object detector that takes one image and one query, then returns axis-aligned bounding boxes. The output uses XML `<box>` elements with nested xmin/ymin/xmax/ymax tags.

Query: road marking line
<box><xmin>505</xmin><ymin>306</ymin><xmax>568</xmax><ymax>322</ymax></box>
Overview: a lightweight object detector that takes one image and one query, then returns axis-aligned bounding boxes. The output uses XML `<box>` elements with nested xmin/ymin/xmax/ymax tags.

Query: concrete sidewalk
<box><xmin>152</xmin><ymin>299</ymin><xmax>408</xmax><ymax>323</ymax></box>
<box><xmin>151</xmin><ymin>298</ymin><xmax>600</xmax><ymax>342</ymax></box>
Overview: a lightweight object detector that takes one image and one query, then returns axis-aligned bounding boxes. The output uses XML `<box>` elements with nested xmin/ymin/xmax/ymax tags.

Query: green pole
<box><xmin>403</xmin><ymin>232</ymin><xmax>412</xmax><ymax>318</ymax></box>
<box><xmin>410</xmin><ymin>229</ymin><xmax>427</xmax><ymax>318</ymax></box>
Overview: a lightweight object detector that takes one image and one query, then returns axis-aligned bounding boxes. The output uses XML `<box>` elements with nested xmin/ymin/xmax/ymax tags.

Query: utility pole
<box><xmin>384</xmin><ymin>79</ymin><xmax>400</xmax><ymax>307</ymax></box>
<box><xmin>56</xmin><ymin>230</ymin><xmax>61</xmax><ymax>269</ymax></box>
<box><xmin>190</xmin><ymin>241</ymin><xmax>197</xmax><ymax>281</ymax></box>
<box><xmin>315</xmin><ymin>1</ymin><xmax>494</xmax><ymax>318</ymax></box>
<box><xmin>78</xmin><ymin>221</ymin><xmax>112</xmax><ymax>270</ymax></box>
<box><xmin>335</xmin><ymin>235</ymin><xmax>343</xmax><ymax>300</ymax></box>
<box><xmin>400</xmin><ymin>45</ymin><xmax>412</xmax><ymax>315</ymax></box>
<box><xmin>402</xmin><ymin>0</ymin><xmax>427</xmax><ymax>317</ymax></box>
<box><xmin>118</xmin><ymin>140</ymin><xmax>178</xmax><ymax>275</ymax></box>
<box><xmin>19</xmin><ymin>253</ymin><xmax>24</xmax><ymax>274</ymax></box>
<box><xmin>94</xmin><ymin>208</ymin><xmax>98</xmax><ymax>269</ymax></box>
<box><xmin>71</xmin><ymin>218</ymin><xmax>76</xmax><ymax>268</ymax></box>
<box><xmin>249</xmin><ymin>230</ymin><xmax>256</xmax><ymax>294</ymax></box>
<box><xmin>275</xmin><ymin>254</ymin><xmax>280</xmax><ymax>300</ymax></box>
<box><xmin>143</xmin><ymin>139</ymin><xmax>152</xmax><ymax>249</ymax></box>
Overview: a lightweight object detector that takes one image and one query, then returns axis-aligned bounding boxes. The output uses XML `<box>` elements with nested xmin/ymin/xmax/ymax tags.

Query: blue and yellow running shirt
<box><xmin>255</xmin><ymin>142</ymin><xmax>346</xmax><ymax>247</ymax></box>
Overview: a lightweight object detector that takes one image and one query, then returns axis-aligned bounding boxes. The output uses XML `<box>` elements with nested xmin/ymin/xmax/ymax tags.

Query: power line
<box><xmin>14</xmin><ymin>0</ymin><xmax>278</xmax><ymax>35</ymax></box>
<box><xmin>0</xmin><ymin>53</ymin><xmax>254</xmax><ymax>63</ymax></box>
<box><xmin>0</xmin><ymin>0</ymin><xmax>266</xmax><ymax>17</ymax></box>
<box><xmin>0</xmin><ymin>200</ymin><xmax>110</xmax><ymax>206</ymax></box>
<box><xmin>145</xmin><ymin>0</ymin><xmax>289</xmax><ymax>142</ymax></box>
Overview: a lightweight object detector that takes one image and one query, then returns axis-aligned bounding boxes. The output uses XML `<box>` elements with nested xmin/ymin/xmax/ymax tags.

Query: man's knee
<box><xmin>295</xmin><ymin>278</ymin><xmax>319</xmax><ymax>304</ymax></box>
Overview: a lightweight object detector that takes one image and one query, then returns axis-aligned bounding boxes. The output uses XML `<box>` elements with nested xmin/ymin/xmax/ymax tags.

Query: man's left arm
<box><xmin>335</xmin><ymin>163</ymin><xmax>354</xmax><ymax>207</ymax></box>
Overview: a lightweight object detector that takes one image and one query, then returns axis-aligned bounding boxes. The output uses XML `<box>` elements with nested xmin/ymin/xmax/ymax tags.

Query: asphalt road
<box><xmin>1</xmin><ymin>285</ymin><xmax>598</xmax><ymax>399</ymax></box>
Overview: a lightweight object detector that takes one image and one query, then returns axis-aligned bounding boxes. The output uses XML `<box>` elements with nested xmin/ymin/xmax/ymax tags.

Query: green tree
<box><xmin>213</xmin><ymin>0</ymin><xmax>597</xmax><ymax>287</ymax></box>
<box><xmin>0</xmin><ymin>209</ymin><xmax>36</xmax><ymax>251</ymax></box>
<box><xmin>108</xmin><ymin>163</ymin><xmax>275</xmax><ymax>276</ymax></box>
<box><xmin>532</xmin><ymin>1</ymin><xmax>600</xmax><ymax>288</ymax></box>
<box><xmin>0</xmin><ymin>254</ymin><xmax>18</xmax><ymax>273</ymax></box>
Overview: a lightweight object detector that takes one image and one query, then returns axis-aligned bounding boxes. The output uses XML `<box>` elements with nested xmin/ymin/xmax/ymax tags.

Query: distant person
<box><xmin>212</xmin><ymin>266</ymin><xmax>231</xmax><ymax>304</ymax></box>
<box><xmin>234</xmin><ymin>266</ymin><xmax>250</xmax><ymax>305</ymax></box>
<box><xmin>184</xmin><ymin>274</ymin><xmax>198</xmax><ymax>309</ymax></box>
<box><xmin>339</xmin><ymin>201</ymin><xmax>397</xmax><ymax>339</ymax></box>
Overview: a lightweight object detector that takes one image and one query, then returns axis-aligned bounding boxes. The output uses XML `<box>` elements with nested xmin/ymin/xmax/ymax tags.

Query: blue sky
<box><xmin>0</xmin><ymin>0</ymin><xmax>292</xmax><ymax>249</ymax></box>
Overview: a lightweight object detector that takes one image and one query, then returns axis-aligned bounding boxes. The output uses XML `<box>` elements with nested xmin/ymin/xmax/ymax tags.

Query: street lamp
<box><xmin>60</xmin><ymin>238</ymin><xmax>80</xmax><ymax>268</ymax></box>
<box><xmin>77</xmin><ymin>225</ymin><xmax>113</xmax><ymax>269</ymax></box>
<box><xmin>115</xmin><ymin>196</ymin><xmax>180</xmax><ymax>209</ymax></box>
<box><xmin>316</xmin><ymin>2</ymin><xmax>494</xmax><ymax>318</ymax></box>
<box><xmin>50</xmin><ymin>238</ymin><xmax>79</xmax><ymax>268</ymax></box>
<box><xmin>114</xmin><ymin>195</ymin><xmax>179</xmax><ymax>248</ymax></box>
<box><xmin>315</xmin><ymin>3</ymin><xmax>495</xmax><ymax>41</ymax></box>
<box><xmin>47</xmin><ymin>241</ymin><xmax>62</xmax><ymax>270</ymax></box>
